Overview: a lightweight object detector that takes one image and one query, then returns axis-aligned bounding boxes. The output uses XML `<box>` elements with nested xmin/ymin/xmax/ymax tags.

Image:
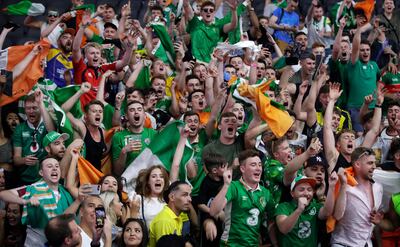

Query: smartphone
<box><xmin>95</xmin><ymin>207</ymin><xmax>106</xmax><ymax>228</ymax></box>
<box><xmin>88</xmin><ymin>184</ymin><xmax>101</xmax><ymax>195</ymax></box>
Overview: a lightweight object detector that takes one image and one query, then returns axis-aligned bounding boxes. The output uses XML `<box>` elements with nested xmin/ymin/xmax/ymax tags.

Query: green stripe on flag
<box><xmin>122</xmin><ymin>120</ymin><xmax>195</xmax><ymax>191</ymax></box>
<box><xmin>3</xmin><ymin>0</ymin><xmax>45</xmax><ymax>16</ymax></box>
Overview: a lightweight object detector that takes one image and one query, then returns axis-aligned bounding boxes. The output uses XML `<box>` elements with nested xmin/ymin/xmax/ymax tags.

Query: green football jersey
<box><xmin>275</xmin><ymin>200</ymin><xmax>323</xmax><ymax>247</ymax></box>
<box><xmin>221</xmin><ymin>180</ymin><xmax>276</xmax><ymax>247</ymax></box>
<box><xmin>111</xmin><ymin>128</ymin><xmax>156</xmax><ymax>167</ymax></box>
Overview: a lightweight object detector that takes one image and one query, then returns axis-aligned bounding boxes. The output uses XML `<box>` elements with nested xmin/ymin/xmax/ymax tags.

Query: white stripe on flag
<box><xmin>122</xmin><ymin>148</ymin><xmax>163</xmax><ymax>193</ymax></box>
<box><xmin>0</xmin><ymin>49</ymin><xmax>8</xmax><ymax>70</ymax></box>
<box><xmin>373</xmin><ymin>169</ymin><xmax>400</xmax><ymax>212</ymax></box>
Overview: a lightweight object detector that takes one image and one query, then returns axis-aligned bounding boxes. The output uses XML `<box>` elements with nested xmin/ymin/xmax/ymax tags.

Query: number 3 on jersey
<box><xmin>246</xmin><ymin>208</ymin><xmax>260</xmax><ymax>226</ymax></box>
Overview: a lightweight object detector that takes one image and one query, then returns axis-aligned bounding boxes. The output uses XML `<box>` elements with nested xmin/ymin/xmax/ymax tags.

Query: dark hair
<box><xmin>389</xmin><ymin>138</ymin><xmax>400</xmax><ymax>160</ymax></box>
<box><xmin>201</xmin><ymin>1</ymin><xmax>216</xmax><ymax>9</ymax></box>
<box><xmin>127</xmin><ymin>100</ymin><xmax>144</xmax><ymax>109</ymax></box>
<box><xmin>119</xmin><ymin>218</ymin><xmax>148</xmax><ymax>247</ymax></box>
<box><xmin>84</xmin><ymin>99</ymin><xmax>104</xmax><ymax>113</ymax></box>
<box><xmin>188</xmin><ymin>89</ymin><xmax>205</xmax><ymax>102</ymax></box>
<box><xmin>135</xmin><ymin>165</ymin><xmax>169</xmax><ymax>200</ymax></box>
<box><xmin>312</xmin><ymin>41</ymin><xmax>325</xmax><ymax>49</ymax></box>
<box><xmin>203</xmin><ymin>151</ymin><xmax>227</xmax><ymax>171</ymax></box>
<box><xmin>105</xmin><ymin>4</ymin><xmax>116</xmax><ymax>12</ymax></box>
<box><xmin>360</xmin><ymin>39</ymin><xmax>371</xmax><ymax>47</ymax></box>
<box><xmin>387</xmin><ymin>100</ymin><xmax>400</xmax><ymax>110</ymax></box>
<box><xmin>24</xmin><ymin>94</ymin><xmax>36</xmax><ymax>103</ymax></box>
<box><xmin>45</xmin><ymin>214</ymin><xmax>75</xmax><ymax>247</ymax></box>
<box><xmin>163</xmin><ymin>181</ymin><xmax>188</xmax><ymax>204</ymax></box>
<box><xmin>126</xmin><ymin>87</ymin><xmax>144</xmax><ymax>99</ymax></box>
<box><xmin>238</xmin><ymin>149</ymin><xmax>260</xmax><ymax>166</ymax></box>
<box><xmin>151</xmin><ymin>5</ymin><xmax>165</xmax><ymax>16</ymax></box>
<box><xmin>185</xmin><ymin>74</ymin><xmax>200</xmax><ymax>84</ymax></box>
<box><xmin>257</xmin><ymin>59</ymin><xmax>267</xmax><ymax>68</ymax></box>
<box><xmin>1</xmin><ymin>104</ymin><xmax>21</xmax><ymax>138</ymax></box>
<box><xmin>219</xmin><ymin>112</ymin><xmax>237</xmax><ymax>124</ymax></box>
<box><xmin>183</xmin><ymin>111</ymin><xmax>199</xmax><ymax>121</ymax></box>
<box><xmin>156</xmin><ymin>234</ymin><xmax>196</xmax><ymax>247</ymax></box>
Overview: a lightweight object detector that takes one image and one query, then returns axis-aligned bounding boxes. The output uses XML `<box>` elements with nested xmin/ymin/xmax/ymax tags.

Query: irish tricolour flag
<box><xmin>2</xmin><ymin>0</ymin><xmax>45</xmax><ymax>16</ymax></box>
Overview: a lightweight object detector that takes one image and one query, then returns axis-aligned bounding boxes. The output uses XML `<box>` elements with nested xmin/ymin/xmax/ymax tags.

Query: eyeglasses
<box><xmin>357</xmin><ymin>149</ymin><xmax>374</xmax><ymax>160</ymax></box>
<box><xmin>202</xmin><ymin>8</ymin><xmax>214</xmax><ymax>14</ymax></box>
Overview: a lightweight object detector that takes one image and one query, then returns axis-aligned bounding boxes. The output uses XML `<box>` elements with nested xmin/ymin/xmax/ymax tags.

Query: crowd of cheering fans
<box><xmin>0</xmin><ymin>0</ymin><xmax>400</xmax><ymax>246</ymax></box>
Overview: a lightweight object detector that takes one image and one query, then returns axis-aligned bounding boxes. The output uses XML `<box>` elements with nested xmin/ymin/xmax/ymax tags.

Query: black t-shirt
<box><xmin>198</xmin><ymin>175</ymin><xmax>224</xmax><ymax>247</ymax></box>
<box><xmin>333</xmin><ymin>153</ymin><xmax>352</xmax><ymax>172</ymax></box>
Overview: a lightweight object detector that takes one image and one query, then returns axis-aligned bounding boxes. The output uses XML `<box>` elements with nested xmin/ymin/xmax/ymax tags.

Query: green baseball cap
<box><xmin>290</xmin><ymin>175</ymin><xmax>317</xmax><ymax>191</ymax></box>
<box><xmin>42</xmin><ymin>131</ymin><xmax>70</xmax><ymax>148</ymax></box>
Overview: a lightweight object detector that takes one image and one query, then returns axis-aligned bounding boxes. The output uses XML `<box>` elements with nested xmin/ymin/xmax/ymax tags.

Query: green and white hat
<box><xmin>290</xmin><ymin>175</ymin><xmax>317</xmax><ymax>191</ymax></box>
<box><xmin>42</xmin><ymin>131</ymin><xmax>70</xmax><ymax>148</ymax></box>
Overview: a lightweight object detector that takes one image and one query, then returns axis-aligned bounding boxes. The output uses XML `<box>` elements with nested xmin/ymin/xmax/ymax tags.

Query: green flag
<box><xmin>122</xmin><ymin>120</ymin><xmax>194</xmax><ymax>191</ymax></box>
<box><xmin>135</xmin><ymin>65</ymin><xmax>151</xmax><ymax>90</ymax></box>
<box><xmin>150</xmin><ymin>22</ymin><xmax>176</xmax><ymax>66</ymax></box>
<box><xmin>73</xmin><ymin>4</ymin><xmax>96</xmax><ymax>13</ymax></box>
<box><xmin>2</xmin><ymin>0</ymin><xmax>45</xmax><ymax>16</ymax></box>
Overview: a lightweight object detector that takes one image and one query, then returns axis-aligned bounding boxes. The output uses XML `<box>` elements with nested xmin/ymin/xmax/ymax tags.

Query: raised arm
<box><xmin>65</xmin><ymin>149</ymin><xmax>80</xmax><ymax>199</ymax></box>
<box><xmin>283</xmin><ymin>138</ymin><xmax>323</xmax><ymax>186</ymax></box>
<box><xmin>210</xmin><ymin>169</ymin><xmax>231</xmax><ymax>217</ymax></box>
<box><xmin>41</xmin><ymin>13</ymin><xmax>67</xmax><ymax>38</ymax></box>
<box><xmin>333</xmin><ymin>168</ymin><xmax>348</xmax><ymax>220</ymax></box>
<box><xmin>183</xmin><ymin>0</ymin><xmax>194</xmax><ymax>22</ymax></box>
<box><xmin>223</xmin><ymin>0</ymin><xmax>238</xmax><ymax>33</ymax></box>
<box><xmin>35</xmin><ymin>90</ymin><xmax>55</xmax><ymax>132</ymax></box>
<box><xmin>170</xmin><ymin>127</ymin><xmax>189</xmax><ymax>183</ymax></box>
<box><xmin>205</xmin><ymin>90</ymin><xmax>227</xmax><ymax>138</ymax></box>
<box><xmin>12</xmin><ymin>44</ymin><xmax>42</xmax><ymax>80</ymax></box>
<box><xmin>23</xmin><ymin>16</ymin><xmax>43</xmax><ymax>29</ymax></box>
<box><xmin>116</xmin><ymin>34</ymin><xmax>135</xmax><ymax>71</ymax></box>
<box><xmin>351</xmin><ymin>27</ymin><xmax>362</xmax><ymax>65</ymax></box>
<box><xmin>72</xmin><ymin>10</ymin><xmax>92</xmax><ymax>63</ymax></box>
<box><xmin>96</xmin><ymin>70</ymin><xmax>114</xmax><ymax>105</ymax></box>
<box><xmin>61</xmin><ymin>83</ymin><xmax>91</xmax><ymax>137</ymax></box>
<box><xmin>324</xmin><ymin>83</ymin><xmax>342</xmax><ymax>173</ymax></box>
<box><xmin>362</xmin><ymin>87</ymin><xmax>385</xmax><ymax>148</ymax></box>
<box><xmin>0</xmin><ymin>27</ymin><xmax>12</xmax><ymax>50</ymax></box>
<box><xmin>293</xmin><ymin>80</ymin><xmax>308</xmax><ymax>122</ymax></box>
<box><xmin>318</xmin><ymin>172</ymin><xmax>338</xmax><ymax>219</ymax></box>
<box><xmin>332</xmin><ymin>17</ymin><xmax>346</xmax><ymax>61</ymax></box>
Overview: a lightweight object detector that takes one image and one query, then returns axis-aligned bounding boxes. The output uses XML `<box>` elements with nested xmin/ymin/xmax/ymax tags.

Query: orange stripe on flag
<box><xmin>78</xmin><ymin>156</ymin><xmax>104</xmax><ymax>185</ymax></box>
<box><xmin>0</xmin><ymin>39</ymin><xmax>50</xmax><ymax>106</ymax></box>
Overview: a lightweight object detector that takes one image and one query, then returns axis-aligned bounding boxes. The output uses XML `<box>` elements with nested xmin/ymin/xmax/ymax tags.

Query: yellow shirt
<box><xmin>149</xmin><ymin>205</ymin><xmax>183</xmax><ymax>247</ymax></box>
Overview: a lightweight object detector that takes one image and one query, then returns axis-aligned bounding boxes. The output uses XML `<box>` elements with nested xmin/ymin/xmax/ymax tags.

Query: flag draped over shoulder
<box><xmin>150</xmin><ymin>22</ymin><xmax>176</xmax><ymax>66</ymax></box>
<box><xmin>122</xmin><ymin>121</ymin><xmax>194</xmax><ymax>192</ymax></box>
<box><xmin>2</xmin><ymin>0</ymin><xmax>45</xmax><ymax>16</ymax></box>
<box><xmin>234</xmin><ymin>80</ymin><xmax>294</xmax><ymax>138</ymax></box>
<box><xmin>0</xmin><ymin>39</ymin><xmax>50</xmax><ymax>106</ymax></box>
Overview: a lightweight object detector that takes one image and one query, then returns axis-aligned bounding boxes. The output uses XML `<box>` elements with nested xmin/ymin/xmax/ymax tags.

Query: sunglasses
<box><xmin>48</xmin><ymin>14</ymin><xmax>58</xmax><ymax>18</ymax></box>
<box><xmin>202</xmin><ymin>8</ymin><xmax>214</xmax><ymax>14</ymax></box>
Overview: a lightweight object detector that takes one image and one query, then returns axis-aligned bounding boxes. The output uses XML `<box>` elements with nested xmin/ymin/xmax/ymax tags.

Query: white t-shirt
<box><xmin>80</xmin><ymin>226</ymin><xmax>104</xmax><ymax>247</ymax></box>
<box><xmin>140</xmin><ymin>196</ymin><xmax>166</xmax><ymax>228</ymax></box>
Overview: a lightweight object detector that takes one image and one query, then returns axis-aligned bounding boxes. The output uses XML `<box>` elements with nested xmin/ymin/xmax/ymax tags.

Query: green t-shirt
<box><xmin>187</xmin><ymin>130</ymin><xmax>208</xmax><ymax>196</ymax></box>
<box><xmin>12</xmin><ymin>121</ymin><xmax>48</xmax><ymax>184</ymax></box>
<box><xmin>111</xmin><ymin>128</ymin><xmax>156</xmax><ymax>168</ymax></box>
<box><xmin>329</xmin><ymin>59</ymin><xmax>349</xmax><ymax>107</ymax></box>
<box><xmin>346</xmin><ymin>60</ymin><xmax>380</xmax><ymax>108</ymax></box>
<box><xmin>187</xmin><ymin>16</ymin><xmax>226</xmax><ymax>63</ymax></box>
<box><xmin>275</xmin><ymin>200</ymin><xmax>323</xmax><ymax>247</ymax></box>
<box><xmin>221</xmin><ymin>180</ymin><xmax>276</xmax><ymax>247</ymax></box>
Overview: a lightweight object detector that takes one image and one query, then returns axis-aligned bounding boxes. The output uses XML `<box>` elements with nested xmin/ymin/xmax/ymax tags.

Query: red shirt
<box><xmin>73</xmin><ymin>58</ymin><xmax>117</xmax><ymax>107</ymax></box>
